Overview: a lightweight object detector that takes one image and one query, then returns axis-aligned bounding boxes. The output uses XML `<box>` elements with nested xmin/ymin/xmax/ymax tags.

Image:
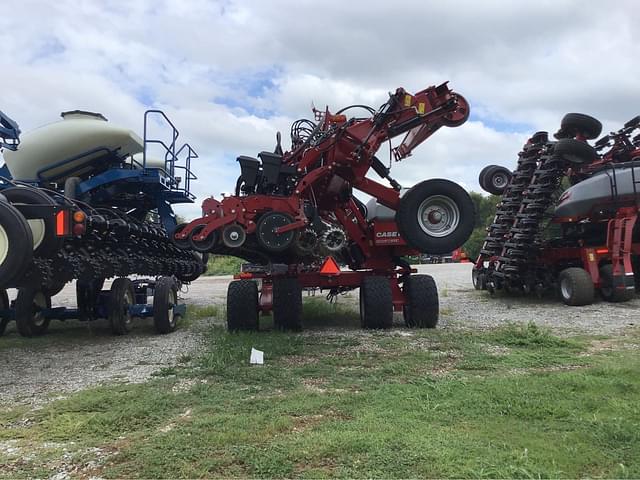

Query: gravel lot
<box><xmin>1</xmin><ymin>263</ymin><xmax>638</xmax><ymax>406</ymax></box>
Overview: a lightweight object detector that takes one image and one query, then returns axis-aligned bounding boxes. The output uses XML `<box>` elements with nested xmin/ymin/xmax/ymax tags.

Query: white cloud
<box><xmin>1</xmin><ymin>0</ymin><xmax>639</xmax><ymax>220</ymax></box>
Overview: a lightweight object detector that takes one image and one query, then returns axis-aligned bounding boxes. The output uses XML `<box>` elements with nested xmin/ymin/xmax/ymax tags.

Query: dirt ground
<box><xmin>1</xmin><ymin>263</ymin><xmax>638</xmax><ymax>406</ymax></box>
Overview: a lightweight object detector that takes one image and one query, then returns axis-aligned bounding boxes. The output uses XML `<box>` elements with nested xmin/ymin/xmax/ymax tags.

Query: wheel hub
<box><xmin>427</xmin><ymin>210</ymin><xmax>443</xmax><ymax>223</ymax></box>
<box><xmin>418</xmin><ymin>195</ymin><xmax>460</xmax><ymax>238</ymax></box>
<box><xmin>493</xmin><ymin>173</ymin><xmax>508</xmax><ymax>188</ymax></box>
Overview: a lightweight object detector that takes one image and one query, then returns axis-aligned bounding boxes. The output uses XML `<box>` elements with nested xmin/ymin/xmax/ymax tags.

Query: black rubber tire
<box><xmin>482</xmin><ymin>166</ymin><xmax>512</xmax><ymax>195</ymax></box>
<box><xmin>222</xmin><ymin>224</ymin><xmax>247</xmax><ymax>248</ymax></box>
<box><xmin>395</xmin><ymin>179</ymin><xmax>475</xmax><ymax>255</ymax></box>
<box><xmin>558</xmin><ymin>267</ymin><xmax>594</xmax><ymax>306</ymax></box>
<box><xmin>256</xmin><ymin>212</ymin><xmax>296</xmax><ymax>253</ymax></box>
<box><xmin>0</xmin><ymin>200</ymin><xmax>33</xmax><ymax>288</ymax></box>
<box><xmin>64</xmin><ymin>177</ymin><xmax>81</xmax><ymax>200</ymax></box>
<box><xmin>478</xmin><ymin>165</ymin><xmax>493</xmax><ymax>191</ymax></box>
<box><xmin>599</xmin><ymin>264</ymin><xmax>635</xmax><ymax>303</ymax></box>
<box><xmin>561</xmin><ymin>113</ymin><xmax>602</xmax><ymax>140</ymax></box>
<box><xmin>2</xmin><ymin>186</ymin><xmax>62</xmax><ymax>257</ymax></box>
<box><xmin>0</xmin><ymin>289</ymin><xmax>10</xmax><ymax>336</ymax></box>
<box><xmin>15</xmin><ymin>287</ymin><xmax>51</xmax><ymax>337</ymax></box>
<box><xmin>108</xmin><ymin>278</ymin><xmax>135</xmax><ymax>335</ymax></box>
<box><xmin>360</xmin><ymin>276</ymin><xmax>393</xmax><ymax>329</ymax></box>
<box><xmin>153</xmin><ymin>276</ymin><xmax>179</xmax><ymax>334</ymax></box>
<box><xmin>76</xmin><ymin>278</ymin><xmax>105</xmax><ymax>321</ymax></box>
<box><xmin>472</xmin><ymin>269</ymin><xmax>487</xmax><ymax>290</ymax></box>
<box><xmin>272</xmin><ymin>278</ymin><xmax>303</xmax><ymax>331</ymax></box>
<box><xmin>189</xmin><ymin>224</ymin><xmax>218</xmax><ymax>253</ymax></box>
<box><xmin>226</xmin><ymin>280</ymin><xmax>259</xmax><ymax>331</ymax></box>
<box><xmin>403</xmin><ymin>274</ymin><xmax>438</xmax><ymax>328</ymax></box>
<box><xmin>554</xmin><ymin>138</ymin><xmax>597</xmax><ymax>165</ymax></box>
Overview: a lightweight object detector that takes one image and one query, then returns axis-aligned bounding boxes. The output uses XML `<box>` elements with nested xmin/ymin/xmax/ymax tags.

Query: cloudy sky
<box><xmin>1</xmin><ymin>0</ymin><xmax>638</xmax><ymax>218</ymax></box>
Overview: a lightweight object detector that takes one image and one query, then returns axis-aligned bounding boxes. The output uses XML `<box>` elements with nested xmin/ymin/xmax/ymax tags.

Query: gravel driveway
<box><xmin>1</xmin><ymin>264</ymin><xmax>637</xmax><ymax>406</ymax></box>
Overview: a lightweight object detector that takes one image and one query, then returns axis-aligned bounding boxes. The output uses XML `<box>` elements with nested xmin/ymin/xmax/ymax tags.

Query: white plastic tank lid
<box><xmin>60</xmin><ymin>110</ymin><xmax>108</xmax><ymax>121</ymax></box>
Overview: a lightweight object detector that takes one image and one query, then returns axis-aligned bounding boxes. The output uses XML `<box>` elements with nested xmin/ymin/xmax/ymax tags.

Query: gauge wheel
<box><xmin>153</xmin><ymin>276</ymin><xmax>179</xmax><ymax>334</ymax></box>
<box><xmin>15</xmin><ymin>287</ymin><xmax>51</xmax><ymax>337</ymax></box>
<box><xmin>256</xmin><ymin>212</ymin><xmax>297</xmax><ymax>253</ymax></box>
<box><xmin>108</xmin><ymin>278</ymin><xmax>135</xmax><ymax>335</ymax></box>
<box><xmin>189</xmin><ymin>224</ymin><xmax>218</xmax><ymax>253</ymax></box>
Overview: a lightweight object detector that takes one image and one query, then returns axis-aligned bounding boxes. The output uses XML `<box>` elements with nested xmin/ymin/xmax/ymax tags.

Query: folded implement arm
<box><xmin>176</xmin><ymin>82</ymin><xmax>474</xmax><ymax>272</ymax></box>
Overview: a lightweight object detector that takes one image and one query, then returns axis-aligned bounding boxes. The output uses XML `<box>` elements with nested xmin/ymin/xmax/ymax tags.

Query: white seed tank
<box><xmin>2</xmin><ymin>111</ymin><xmax>143</xmax><ymax>182</ymax></box>
<box><xmin>365</xmin><ymin>188</ymin><xmax>409</xmax><ymax>220</ymax></box>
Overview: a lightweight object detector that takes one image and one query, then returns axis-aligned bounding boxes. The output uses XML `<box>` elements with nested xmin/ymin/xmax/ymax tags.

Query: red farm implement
<box><xmin>174</xmin><ymin>82</ymin><xmax>475</xmax><ymax>330</ymax></box>
<box><xmin>473</xmin><ymin>113</ymin><xmax>640</xmax><ymax>306</ymax></box>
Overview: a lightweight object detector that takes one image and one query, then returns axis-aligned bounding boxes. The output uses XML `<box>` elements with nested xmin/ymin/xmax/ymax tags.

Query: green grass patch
<box><xmin>186</xmin><ymin>304</ymin><xmax>220</xmax><ymax>320</ymax></box>
<box><xmin>2</xmin><ymin>323</ymin><xmax>639</xmax><ymax>478</ymax></box>
<box><xmin>204</xmin><ymin>255</ymin><xmax>244</xmax><ymax>276</ymax></box>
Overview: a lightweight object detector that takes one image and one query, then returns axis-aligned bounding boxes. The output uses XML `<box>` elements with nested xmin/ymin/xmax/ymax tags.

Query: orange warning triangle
<box><xmin>320</xmin><ymin>256</ymin><xmax>341</xmax><ymax>276</ymax></box>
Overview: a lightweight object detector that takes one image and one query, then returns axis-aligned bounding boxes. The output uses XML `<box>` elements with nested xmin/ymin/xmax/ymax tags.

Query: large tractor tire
<box><xmin>2</xmin><ymin>186</ymin><xmax>62</xmax><ymax>257</ymax></box>
<box><xmin>272</xmin><ymin>277</ymin><xmax>303</xmax><ymax>331</ymax></box>
<box><xmin>15</xmin><ymin>287</ymin><xmax>51</xmax><ymax>337</ymax></box>
<box><xmin>153</xmin><ymin>276</ymin><xmax>179</xmax><ymax>334</ymax></box>
<box><xmin>108</xmin><ymin>278</ymin><xmax>135</xmax><ymax>335</ymax></box>
<box><xmin>599</xmin><ymin>264</ymin><xmax>635</xmax><ymax>303</ymax></box>
<box><xmin>226</xmin><ymin>280</ymin><xmax>259</xmax><ymax>331</ymax></box>
<box><xmin>0</xmin><ymin>200</ymin><xmax>33</xmax><ymax>288</ymax></box>
<box><xmin>558</xmin><ymin>267</ymin><xmax>594</xmax><ymax>306</ymax></box>
<box><xmin>360</xmin><ymin>276</ymin><xmax>393</xmax><ymax>329</ymax></box>
<box><xmin>554</xmin><ymin>138</ymin><xmax>597</xmax><ymax>165</ymax></box>
<box><xmin>396</xmin><ymin>179</ymin><xmax>475</xmax><ymax>254</ymax></box>
<box><xmin>560</xmin><ymin>113</ymin><xmax>602</xmax><ymax>140</ymax></box>
<box><xmin>0</xmin><ymin>289</ymin><xmax>10</xmax><ymax>336</ymax></box>
<box><xmin>403</xmin><ymin>274</ymin><xmax>439</xmax><ymax>328</ymax></box>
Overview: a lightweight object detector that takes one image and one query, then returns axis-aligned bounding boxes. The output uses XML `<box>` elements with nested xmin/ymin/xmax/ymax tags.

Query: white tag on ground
<box><xmin>250</xmin><ymin>348</ymin><xmax>264</xmax><ymax>365</ymax></box>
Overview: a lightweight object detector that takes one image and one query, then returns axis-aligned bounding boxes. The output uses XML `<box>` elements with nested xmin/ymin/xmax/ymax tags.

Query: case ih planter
<box><xmin>174</xmin><ymin>82</ymin><xmax>475</xmax><ymax>331</ymax></box>
<box><xmin>473</xmin><ymin>113</ymin><xmax>640</xmax><ymax>306</ymax></box>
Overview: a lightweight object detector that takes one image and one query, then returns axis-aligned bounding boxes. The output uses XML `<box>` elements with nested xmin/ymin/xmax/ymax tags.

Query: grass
<box><xmin>204</xmin><ymin>255</ymin><xmax>244</xmax><ymax>276</ymax></box>
<box><xmin>1</xmin><ymin>302</ymin><xmax>639</xmax><ymax>478</ymax></box>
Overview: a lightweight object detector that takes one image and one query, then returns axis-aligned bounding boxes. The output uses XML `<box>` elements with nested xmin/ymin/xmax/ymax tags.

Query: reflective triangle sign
<box><xmin>319</xmin><ymin>256</ymin><xmax>340</xmax><ymax>276</ymax></box>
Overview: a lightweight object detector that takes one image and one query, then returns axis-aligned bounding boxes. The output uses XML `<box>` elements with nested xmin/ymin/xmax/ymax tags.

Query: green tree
<box><xmin>462</xmin><ymin>192</ymin><xmax>500</xmax><ymax>259</ymax></box>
